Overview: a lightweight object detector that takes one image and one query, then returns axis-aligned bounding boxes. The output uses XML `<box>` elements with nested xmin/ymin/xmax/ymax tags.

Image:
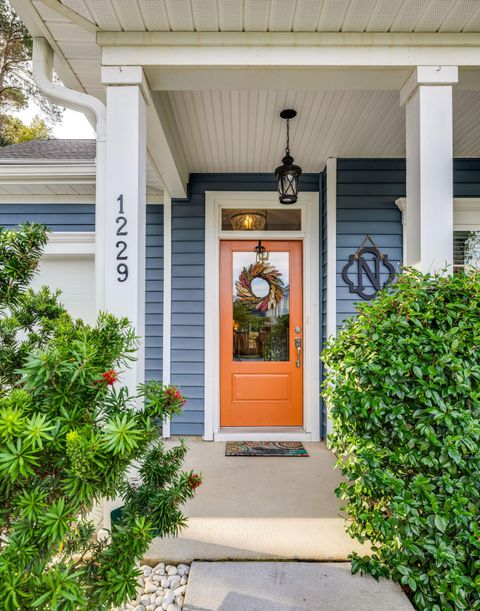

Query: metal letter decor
<box><xmin>341</xmin><ymin>235</ymin><xmax>396</xmax><ymax>300</ymax></box>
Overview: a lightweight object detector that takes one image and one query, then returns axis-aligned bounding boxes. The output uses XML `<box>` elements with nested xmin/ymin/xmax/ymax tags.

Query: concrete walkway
<box><xmin>183</xmin><ymin>562</ymin><xmax>413</xmax><ymax>611</ymax></box>
<box><xmin>136</xmin><ymin>439</ymin><xmax>368</xmax><ymax>563</ymax></box>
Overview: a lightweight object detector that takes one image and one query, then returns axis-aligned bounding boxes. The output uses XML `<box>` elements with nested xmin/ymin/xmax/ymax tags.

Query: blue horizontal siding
<box><xmin>0</xmin><ymin>204</ymin><xmax>95</xmax><ymax>231</ymax></box>
<box><xmin>6</xmin><ymin>161</ymin><xmax>480</xmax><ymax>440</ymax></box>
<box><xmin>170</xmin><ymin>173</ymin><xmax>319</xmax><ymax>436</ymax></box>
<box><xmin>335</xmin><ymin>158</ymin><xmax>480</xmax><ymax>332</ymax></box>
<box><xmin>336</xmin><ymin>159</ymin><xmax>404</xmax><ymax>329</ymax></box>
<box><xmin>145</xmin><ymin>205</ymin><xmax>163</xmax><ymax>383</ymax></box>
<box><xmin>453</xmin><ymin>159</ymin><xmax>480</xmax><ymax>197</ymax></box>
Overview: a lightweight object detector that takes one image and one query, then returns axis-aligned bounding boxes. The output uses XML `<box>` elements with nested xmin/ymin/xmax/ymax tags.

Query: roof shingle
<box><xmin>0</xmin><ymin>139</ymin><xmax>96</xmax><ymax>160</ymax></box>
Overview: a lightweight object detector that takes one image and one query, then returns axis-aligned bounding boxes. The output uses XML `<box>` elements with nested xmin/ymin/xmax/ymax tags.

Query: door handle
<box><xmin>294</xmin><ymin>337</ymin><xmax>302</xmax><ymax>368</ymax></box>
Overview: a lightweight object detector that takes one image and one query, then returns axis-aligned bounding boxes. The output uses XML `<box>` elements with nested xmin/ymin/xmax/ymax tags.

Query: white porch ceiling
<box><xmin>33</xmin><ymin>0</ymin><xmax>480</xmax><ymax>34</ymax></box>
<box><xmin>167</xmin><ymin>89</ymin><xmax>404</xmax><ymax>172</ymax></box>
<box><xmin>166</xmin><ymin>88</ymin><xmax>480</xmax><ymax>172</ymax></box>
<box><xmin>10</xmin><ymin>0</ymin><xmax>480</xmax><ymax>175</ymax></box>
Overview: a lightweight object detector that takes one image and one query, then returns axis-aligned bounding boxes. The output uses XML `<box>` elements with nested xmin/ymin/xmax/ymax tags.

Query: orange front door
<box><xmin>220</xmin><ymin>240</ymin><xmax>303</xmax><ymax>427</ymax></box>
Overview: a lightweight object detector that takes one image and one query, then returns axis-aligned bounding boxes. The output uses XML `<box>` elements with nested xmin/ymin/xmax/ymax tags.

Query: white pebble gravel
<box><xmin>111</xmin><ymin>563</ymin><xmax>190</xmax><ymax>611</ymax></box>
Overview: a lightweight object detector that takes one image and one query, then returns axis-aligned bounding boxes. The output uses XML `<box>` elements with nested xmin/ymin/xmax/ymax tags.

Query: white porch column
<box><xmin>104</xmin><ymin>68</ymin><xmax>147</xmax><ymax>392</ymax></box>
<box><xmin>400</xmin><ymin>66</ymin><xmax>458</xmax><ymax>273</ymax></box>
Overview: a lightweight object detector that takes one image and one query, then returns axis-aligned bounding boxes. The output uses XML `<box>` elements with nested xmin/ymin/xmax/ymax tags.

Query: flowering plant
<box><xmin>0</xmin><ymin>224</ymin><xmax>201</xmax><ymax>610</ymax></box>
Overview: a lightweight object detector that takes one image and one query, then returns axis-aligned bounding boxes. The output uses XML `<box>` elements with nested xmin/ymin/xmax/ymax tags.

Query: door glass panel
<box><xmin>232</xmin><ymin>251</ymin><xmax>289</xmax><ymax>361</ymax></box>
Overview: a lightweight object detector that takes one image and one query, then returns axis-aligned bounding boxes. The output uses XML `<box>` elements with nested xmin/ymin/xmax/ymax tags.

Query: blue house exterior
<box><xmin>2</xmin><ymin>145</ymin><xmax>479</xmax><ymax>439</ymax></box>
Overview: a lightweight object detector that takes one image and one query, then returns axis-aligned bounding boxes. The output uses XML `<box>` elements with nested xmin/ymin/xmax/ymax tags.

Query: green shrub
<box><xmin>322</xmin><ymin>269</ymin><xmax>480</xmax><ymax>610</ymax></box>
<box><xmin>0</xmin><ymin>224</ymin><xmax>201</xmax><ymax>610</ymax></box>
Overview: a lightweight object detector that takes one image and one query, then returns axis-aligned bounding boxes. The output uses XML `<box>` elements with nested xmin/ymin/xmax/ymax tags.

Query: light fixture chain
<box><xmin>286</xmin><ymin>118</ymin><xmax>290</xmax><ymax>155</ymax></box>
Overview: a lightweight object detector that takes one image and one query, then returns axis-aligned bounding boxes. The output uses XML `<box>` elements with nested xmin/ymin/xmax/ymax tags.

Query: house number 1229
<box><xmin>116</xmin><ymin>194</ymin><xmax>128</xmax><ymax>282</ymax></box>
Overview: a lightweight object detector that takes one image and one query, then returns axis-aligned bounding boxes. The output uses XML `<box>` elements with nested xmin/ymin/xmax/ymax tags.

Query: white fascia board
<box><xmin>0</xmin><ymin>163</ymin><xmax>96</xmax><ymax>184</ymax></box>
<box><xmin>98</xmin><ymin>32</ymin><xmax>480</xmax><ymax>48</ymax></box>
<box><xmin>145</xmin><ymin>67</ymin><xmax>411</xmax><ymax>91</ymax></box>
<box><xmin>43</xmin><ymin>232</ymin><xmax>95</xmax><ymax>256</ymax></box>
<box><xmin>100</xmin><ymin>32</ymin><xmax>480</xmax><ymax>68</ymax></box>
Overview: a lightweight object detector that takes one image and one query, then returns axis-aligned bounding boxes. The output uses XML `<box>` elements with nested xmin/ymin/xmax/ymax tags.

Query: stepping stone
<box><xmin>184</xmin><ymin>561</ymin><xmax>413</xmax><ymax>611</ymax></box>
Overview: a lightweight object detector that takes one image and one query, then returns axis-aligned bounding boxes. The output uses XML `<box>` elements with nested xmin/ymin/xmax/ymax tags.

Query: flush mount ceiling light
<box><xmin>230</xmin><ymin>210</ymin><xmax>267</xmax><ymax>231</ymax></box>
<box><xmin>274</xmin><ymin>109</ymin><xmax>302</xmax><ymax>205</ymax></box>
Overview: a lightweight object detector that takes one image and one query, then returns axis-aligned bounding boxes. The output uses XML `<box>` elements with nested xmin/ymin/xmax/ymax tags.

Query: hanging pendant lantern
<box><xmin>254</xmin><ymin>240</ymin><xmax>268</xmax><ymax>263</ymax></box>
<box><xmin>274</xmin><ymin>109</ymin><xmax>302</xmax><ymax>205</ymax></box>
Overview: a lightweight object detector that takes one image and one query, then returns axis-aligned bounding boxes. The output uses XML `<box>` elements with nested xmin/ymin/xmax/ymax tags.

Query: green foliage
<box><xmin>0</xmin><ymin>0</ymin><xmax>61</xmax><ymax>121</ymax></box>
<box><xmin>0</xmin><ymin>115</ymin><xmax>51</xmax><ymax>147</ymax></box>
<box><xmin>0</xmin><ymin>224</ymin><xmax>201</xmax><ymax>610</ymax></box>
<box><xmin>323</xmin><ymin>269</ymin><xmax>480</xmax><ymax>611</ymax></box>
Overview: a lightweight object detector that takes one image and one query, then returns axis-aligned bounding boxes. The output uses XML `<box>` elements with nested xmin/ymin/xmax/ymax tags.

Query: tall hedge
<box><xmin>322</xmin><ymin>269</ymin><xmax>480</xmax><ymax>610</ymax></box>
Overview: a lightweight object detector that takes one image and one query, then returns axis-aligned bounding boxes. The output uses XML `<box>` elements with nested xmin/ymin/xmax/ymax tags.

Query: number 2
<box><xmin>116</xmin><ymin>216</ymin><xmax>128</xmax><ymax>236</ymax></box>
<box><xmin>116</xmin><ymin>241</ymin><xmax>127</xmax><ymax>260</ymax></box>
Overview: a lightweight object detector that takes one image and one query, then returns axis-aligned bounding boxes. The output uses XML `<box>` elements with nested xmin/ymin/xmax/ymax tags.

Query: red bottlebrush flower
<box><xmin>187</xmin><ymin>473</ymin><xmax>202</xmax><ymax>490</ymax></box>
<box><xmin>101</xmin><ymin>370</ymin><xmax>118</xmax><ymax>385</ymax></box>
<box><xmin>174</xmin><ymin>389</ymin><xmax>186</xmax><ymax>404</ymax></box>
<box><xmin>164</xmin><ymin>386</ymin><xmax>186</xmax><ymax>405</ymax></box>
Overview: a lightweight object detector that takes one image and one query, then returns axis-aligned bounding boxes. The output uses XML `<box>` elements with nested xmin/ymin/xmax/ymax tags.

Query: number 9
<box><xmin>117</xmin><ymin>263</ymin><xmax>128</xmax><ymax>282</ymax></box>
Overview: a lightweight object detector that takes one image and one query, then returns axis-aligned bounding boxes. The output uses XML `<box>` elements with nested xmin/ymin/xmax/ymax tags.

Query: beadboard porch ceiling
<box><xmin>10</xmin><ymin>0</ymin><xmax>480</xmax><ymax>175</ymax></box>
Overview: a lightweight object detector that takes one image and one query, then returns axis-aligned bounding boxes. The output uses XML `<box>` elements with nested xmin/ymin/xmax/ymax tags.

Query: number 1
<box><xmin>117</xmin><ymin>194</ymin><xmax>124</xmax><ymax>214</ymax></box>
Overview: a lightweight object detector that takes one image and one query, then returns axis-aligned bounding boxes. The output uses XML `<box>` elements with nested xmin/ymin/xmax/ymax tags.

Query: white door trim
<box><xmin>204</xmin><ymin>191</ymin><xmax>320</xmax><ymax>442</ymax></box>
<box><xmin>325</xmin><ymin>158</ymin><xmax>337</xmax><ymax>439</ymax></box>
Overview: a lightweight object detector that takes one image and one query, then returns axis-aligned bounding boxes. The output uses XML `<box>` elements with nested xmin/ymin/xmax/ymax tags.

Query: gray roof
<box><xmin>0</xmin><ymin>139</ymin><xmax>96</xmax><ymax>160</ymax></box>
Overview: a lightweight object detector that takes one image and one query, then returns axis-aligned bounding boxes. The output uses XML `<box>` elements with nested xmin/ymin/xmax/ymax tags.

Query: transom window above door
<box><xmin>221</xmin><ymin>208</ymin><xmax>301</xmax><ymax>231</ymax></box>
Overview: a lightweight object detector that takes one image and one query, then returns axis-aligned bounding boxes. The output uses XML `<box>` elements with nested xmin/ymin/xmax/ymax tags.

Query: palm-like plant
<box><xmin>0</xmin><ymin>224</ymin><xmax>201</xmax><ymax>610</ymax></box>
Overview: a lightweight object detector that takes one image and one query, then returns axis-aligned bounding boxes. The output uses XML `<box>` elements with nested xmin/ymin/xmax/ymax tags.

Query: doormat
<box><xmin>225</xmin><ymin>441</ymin><xmax>309</xmax><ymax>457</ymax></box>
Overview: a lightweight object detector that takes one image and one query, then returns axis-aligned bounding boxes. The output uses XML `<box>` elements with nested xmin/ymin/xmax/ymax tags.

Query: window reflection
<box><xmin>232</xmin><ymin>252</ymin><xmax>290</xmax><ymax>362</ymax></box>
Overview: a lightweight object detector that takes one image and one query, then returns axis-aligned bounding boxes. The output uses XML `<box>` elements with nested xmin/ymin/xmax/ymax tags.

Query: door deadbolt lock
<box><xmin>294</xmin><ymin>337</ymin><xmax>302</xmax><ymax>368</ymax></box>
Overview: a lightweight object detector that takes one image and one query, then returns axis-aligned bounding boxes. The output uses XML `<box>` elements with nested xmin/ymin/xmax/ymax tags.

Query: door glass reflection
<box><xmin>232</xmin><ymin>251</ymin><xmax>289</xmax><ymax>361</ymax></box>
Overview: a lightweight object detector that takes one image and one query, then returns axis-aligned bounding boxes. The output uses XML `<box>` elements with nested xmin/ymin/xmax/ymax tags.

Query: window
<box><xmin>453</xmin><ymin>230</ymin><xmax>480</xmax><ymax>273</ymax></box>
<box><xmin>222</xmin><ymin>208</ymin><xmax>301</xmax><ymax>231</ymax></box>
<box><xmin>232</xmin><ymin>250</ymin><xmax>290</xmax><ymax>361</ymax></box>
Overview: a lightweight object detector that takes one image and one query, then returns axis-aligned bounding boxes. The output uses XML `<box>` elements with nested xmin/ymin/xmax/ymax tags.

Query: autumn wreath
<box><xmin>235</xmin><ymin>261</ymin><xmax>285</xmax><ymax>312</ymax></box>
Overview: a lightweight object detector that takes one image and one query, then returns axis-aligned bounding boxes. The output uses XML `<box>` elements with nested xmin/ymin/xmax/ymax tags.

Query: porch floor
<box><xmin>141</xmin><ymin>438</ymin><xmax>367</xmax><ymax>563</ymax></box>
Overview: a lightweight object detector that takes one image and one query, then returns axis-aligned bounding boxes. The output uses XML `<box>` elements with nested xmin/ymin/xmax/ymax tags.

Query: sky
<box><xmin>16</xmin><ymin>102</ymin><xmax>96</xmax><ymax>139</ymax></box>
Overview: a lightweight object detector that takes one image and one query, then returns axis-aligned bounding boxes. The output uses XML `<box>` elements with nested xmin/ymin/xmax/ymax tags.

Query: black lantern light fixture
<box><xmin>274</xmin><ymin>109</ymin><xmax>302</xmax><ymax>205</ymax></box>
<box><xmin>254</xmin><ymin>240</ymin><xmax>268</xmax><ymax>263</ymax></box>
